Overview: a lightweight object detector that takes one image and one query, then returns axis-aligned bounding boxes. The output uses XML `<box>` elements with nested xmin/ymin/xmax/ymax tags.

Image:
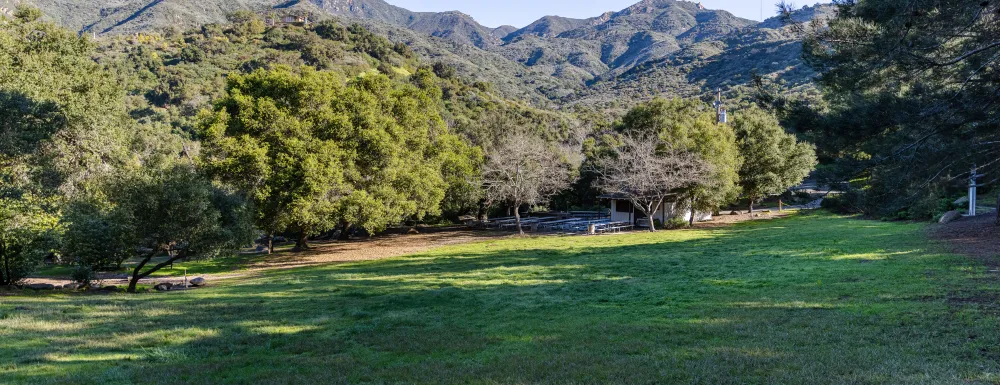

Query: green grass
<box><xmin>32</xmin><ymin>245</ymin><xmax>297</xmax><ymax>279</ymax></box>
<box><xmin>2</xmin><ymin>213</ymin><xmax>1000</xmax><ymax>384</ymax></box>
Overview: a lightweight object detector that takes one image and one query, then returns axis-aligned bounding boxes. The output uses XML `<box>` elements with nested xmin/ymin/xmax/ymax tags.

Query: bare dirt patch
<box><xmin>26</xmin><ymin>227</ymin><xmax>508</xmax><ymax>287</ymax></box>
<box><xmin>694</xmin><ymin>210</ymin><xmax>796</xmax><ymax>228</ymax></box>
<box><xmin>254</xmin><ymin>227</ymin><xmax>508</xmax><ymax>269</ymax></box>
<box><xmin>929</xmin><ymin>212</ymin><xmax>1000</xmax><ymax>261</ymax></box>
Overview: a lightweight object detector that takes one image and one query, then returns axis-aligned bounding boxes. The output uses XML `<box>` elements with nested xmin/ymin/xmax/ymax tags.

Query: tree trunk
<box><xmin>295</xmin><ymin>229</ymin><xmax>311</xmax><ymax>251</ymax></box>
<box><xmin>515</xmin><ymin>209</ymin><xmax>524</xmax><ymax>235</ymax></box>
<box><xmin>338</xmin><ymin>222</ymin><xmax>352</xmax><ymax>241</ymax></box>
<box><xmin>128</xmin><ymin>252</ymin><xmax>183</xmax><ymax>293</ymax></box>
<box><xmin>1</xmin><ymin>245</ymin><xmax>10</xmax><ymax>286</ymax></box>
<box><xmin>476</xmin><ymin>199</ymin><xmax>487</xmax><ymax>221</ymax></box>
<box><xmin>268</xmin><ymin>233</ymin><xmax>274</xmax><ymax>255</ymax></box>
<box><xmin>127</xmin><ymin>254</ymin><xmax>154</xmax><ymax>293</ymax></box>
<box><xmin>127</xmin><ymin>275</ymin><xmax>141</xmax><ymax>293</ymax></box>
<box><xmin>689</xmin><ymin>196</ymin><xmax>696</xmax><ymax>227</ymax></box>
<box><xmin>648</xmin><ymin>213</ymin><xmax>657</xmax><ymax>232</ymax></box>
<box><xmin>748</xmin><ymin>200</ymin><xmax>754</xmax><ymax>214</ymax></box>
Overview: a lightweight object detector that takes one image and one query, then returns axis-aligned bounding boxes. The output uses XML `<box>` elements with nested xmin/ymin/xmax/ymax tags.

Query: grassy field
<box><xmin>2</xmin><ymin>213</ymin><xmax>999</xmax><ymax>384</ymax></box>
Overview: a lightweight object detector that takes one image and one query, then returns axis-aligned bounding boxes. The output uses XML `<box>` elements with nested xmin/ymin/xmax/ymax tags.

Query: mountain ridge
<box><xmin>6</xmin><ymin>0</ymin><xmax>835</xmax><ymax>108</ymax></box>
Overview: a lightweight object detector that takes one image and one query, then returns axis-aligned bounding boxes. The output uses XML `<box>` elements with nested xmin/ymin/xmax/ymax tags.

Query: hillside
<box><xmin>8</xmin><ymin>0</ymin><xmax>836</xmax><ymax>108</ymax></box>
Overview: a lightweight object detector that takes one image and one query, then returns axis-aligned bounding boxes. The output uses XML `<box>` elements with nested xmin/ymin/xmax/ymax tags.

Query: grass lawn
<box><xmin>32</xmin><ymin>244</ymin><xmax>298</xmax><ymax>279</ymax></box>
<box><xmin>2</xmin><ymin>212</ymin><xmax>999</xmax><ymax>384</ymax></box>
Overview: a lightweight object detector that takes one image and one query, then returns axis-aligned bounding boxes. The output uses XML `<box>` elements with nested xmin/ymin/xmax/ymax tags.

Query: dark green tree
<box><xmin>0</xmin><ymin>195</ymin><xmax>58</xmax><ymax>286</ymax></box>
<box><xmin>802</xmin><ymin>0</ymin><xmax>1000</xmax><ymax>217</ymax></box>
<box><xmin>201</xmin><ymin>67</ymin><xmax>474</xmax><ymax>246</ymax></box>
<box><xmin>733</xmin><ymin>107</ymin><xmax>816</xmax><ymax>212</ymax></box>
<box><xmin>99</xmin><ymin>165</ymin><xmax>253</xmax><ymax>293</ymax></box>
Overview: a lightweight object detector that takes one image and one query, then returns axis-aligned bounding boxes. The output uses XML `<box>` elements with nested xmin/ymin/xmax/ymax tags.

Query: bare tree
<box><xmin>482</xmin><ymin>130</ymin><xmax>574</xmax><ymax>234</ymax></box>
<box><xmin>594</xmin><ymin>135</ymin><xmax>710</xmax><ymax>232</ymax></box>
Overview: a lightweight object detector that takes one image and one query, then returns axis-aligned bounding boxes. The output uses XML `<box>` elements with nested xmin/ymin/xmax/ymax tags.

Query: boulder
<box><xmin>26</xmin><ymin>283</ymin><xmax>55</xmax><ymax>290</ymax></box>
<box><xmin>189</xmin><ymin>277</ymin><xmax>206</xmax><ymax>287</ymax></box>
<box><xmin>154</xmin><ymin>282</ymin><xmax>173</xmax><ymax>292</ymax></box>
<box><xmin>939</xmin><ymin>210</ymin><xmax>962</xmax><ymax>224</ymax></box>
<box><xmin>730</xmin><ymin>211</ymin><xmax>741</xmax><ymax>215</ymax></box>
<box><xmin>63</xmin><ymin>283</ymin><xmax>81</xmax><ymax>290</ymax></box>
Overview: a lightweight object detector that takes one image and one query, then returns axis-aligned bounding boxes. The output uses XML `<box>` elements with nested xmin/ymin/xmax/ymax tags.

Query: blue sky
<box><xmin>387</xmin><ymin>0</ymin><xmax>831</xmax><ymax>28</ymax></box>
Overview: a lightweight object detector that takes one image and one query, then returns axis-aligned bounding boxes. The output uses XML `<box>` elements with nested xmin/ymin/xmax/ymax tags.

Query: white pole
<box><xmin>970</xmin><ymin>164</ymin><xmax>978</xmax><ymax>216</ymax></box>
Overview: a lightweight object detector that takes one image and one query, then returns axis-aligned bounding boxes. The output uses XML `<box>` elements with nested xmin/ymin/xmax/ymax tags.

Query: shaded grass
<box><xmin>2</xmin><ymin>212</ymin><xmax>999</xmax><ymax>384</ymax></box>
<box><xmin>32</xmin><ymin>247</ymin><xmax>291</xmax><ymax>279</ymax></box>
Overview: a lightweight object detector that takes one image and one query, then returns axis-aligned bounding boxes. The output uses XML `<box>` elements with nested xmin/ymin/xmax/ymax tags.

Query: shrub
<box><xmin>71</xmin><ymin>266</ymin><xmax>97</xmax><ymax>286</ymax></box>
<box><xmin>663</xmin><ymin>218</ymin><xmax>690</xmax><ymax>230</ymax></box>
<box><xmin>821</xmin><ymin>189</ymin><xmax>865</xmax><ymax>214</ymax></box>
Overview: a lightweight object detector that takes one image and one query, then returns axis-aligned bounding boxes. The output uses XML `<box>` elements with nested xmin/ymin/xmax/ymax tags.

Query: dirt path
<box><xmin>26</xmin><ymin>228</ymin><xmax>509</xmax><ymax>287</ymax></box>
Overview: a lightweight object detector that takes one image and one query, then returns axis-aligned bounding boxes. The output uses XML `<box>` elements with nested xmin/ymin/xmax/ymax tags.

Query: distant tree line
<box><xmin>0</xmin><ymin>6</ymin><xmax>817</xmax><ymax>290</ymax></box>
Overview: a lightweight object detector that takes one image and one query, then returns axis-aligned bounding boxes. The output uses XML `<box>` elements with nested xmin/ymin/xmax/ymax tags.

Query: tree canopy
<box><xmin>802</xmin><ymin>0</ymin><xmax>1000</xmax><ymax>217</ymax></box>
<box><xmin>200</xmin><ymin>67</ymin><xmax>478</xmax><ymax>246</ymax></box>
<box><xmin>615</xmin><ymin>98</ymin><xmax>742</xmax><ymax>214</ymax></box>
<box><xmin>733</xmin><ymin>107</ymin><xmax>816</xmax><ymax>211</ymax></box>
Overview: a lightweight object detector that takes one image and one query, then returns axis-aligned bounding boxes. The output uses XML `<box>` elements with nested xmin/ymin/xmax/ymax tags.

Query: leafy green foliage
<box><xmin>200</xmin><ymin>66</ymin><xmax>476</xmax><ymax>242</ymax></box>
<box><xmin>0</xmin><ymin>12</ymin><xmax>135</xmax><ymax>194</ymax></box>
<box><xmin>733</xmin><ymin>106</ymin><xmax>816</xmax><ymax>210</ymax></box>
<box><xmin>108</xmin><ymin>165</ymin><xmax>254</xmax><ymax>292</ymax></box>
<box><xmin>801</xmin><ymin>0</ymin><xmax>1000</xmax><ymax>218</ymax></box>
<box><xmin>61</xmin><ymin>198</ymin><xmax>134</xmax><ymax>270</ymax></box>
<box><xmin>616</xmin><ymin>98</ymin><xmax>743</xmax><ymax>212</ymax></box>
<box><xmin>0</xmin><ymin>195</ymin><xmax>58</xmax><ymax>285</ymax></box>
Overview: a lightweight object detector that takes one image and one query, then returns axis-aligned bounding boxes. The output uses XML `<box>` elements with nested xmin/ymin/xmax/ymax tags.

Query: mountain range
<box><xmin>2</xmin><ymin>0</ymin><xmax>835</xmax><ymax>107</ymax></box>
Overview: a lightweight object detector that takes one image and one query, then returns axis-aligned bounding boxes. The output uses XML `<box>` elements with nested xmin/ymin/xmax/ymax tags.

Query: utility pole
<box><xmin>969</xmin><ymin>164</ymin><xmax>984</xmax><ymax>216</ymax></box>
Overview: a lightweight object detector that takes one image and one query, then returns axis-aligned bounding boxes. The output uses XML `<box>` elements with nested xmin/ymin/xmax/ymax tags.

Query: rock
<box><xmin>63</xmin><ymin>283</ymin><xmax>81</xmax><ymax>290</ymax></box>
<box><xmin>939</xmin><ymin>210</ymin><xmax>962</xmax><ymax>224</ymax></box>
<box><xmin>189</xmin><ymin>277</ymin><xmax>206</xmax><ymax>287</ymax></box>
<box><xmin>26</xmin><ymin>283</ymin><xmax>55</xmax><ymax>290</ymax></box>
<box><xmin>154</xmin><ymin>282</ymin><xmax>173</xmax><ymax>292</ymax></box>
<box><xmin>51</xmin><ymin>284</ymin><xmax>63</xmax><ymax>290</ymax></box>
<box><xmin>954</xmin><ymin>196</ymin><xmax>970</xmax><ymax>206</ymax></box>
<box><xmin>730</xmin><ymin>211</ymin><xmax>741</xmax><ymax>215</ymax></box>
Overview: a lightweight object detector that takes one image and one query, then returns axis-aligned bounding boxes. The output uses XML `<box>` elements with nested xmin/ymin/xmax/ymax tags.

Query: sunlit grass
<box><xmin>2</xmin><ymin>212</ymin><xmax>999</xmax><ymax>384</ymax></box>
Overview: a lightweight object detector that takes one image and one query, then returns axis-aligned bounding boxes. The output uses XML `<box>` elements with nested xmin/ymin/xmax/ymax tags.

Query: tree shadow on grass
<box><xmin>3</xmin><ymin>214</ymin><xmax>999</xmax><ymax>384</ymax></box>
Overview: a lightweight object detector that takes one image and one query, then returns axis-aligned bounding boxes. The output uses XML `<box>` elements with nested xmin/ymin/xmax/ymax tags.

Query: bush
<box><xmin>663</xmin><ymin>217</ymin><xmax>690</xmax><ymax>230</ymax></box>
<box><xmin>821</xmin><ymin>189</ymin><xmax>865</xmax><ymax>214</ymax></box>
<box><xmin>71</xmin><ymin>266</ymin><xmax>97</xmax><ymax>286</ymax></box>
<box><xmin>179</xmin><ymin>45</ymin><xmax>205</xmax><ymax>63</ymax></box>
<box><xmin>0</xmin><ymin>197</ymin><xmax>58</xmax><ymax>286</ymax></box>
